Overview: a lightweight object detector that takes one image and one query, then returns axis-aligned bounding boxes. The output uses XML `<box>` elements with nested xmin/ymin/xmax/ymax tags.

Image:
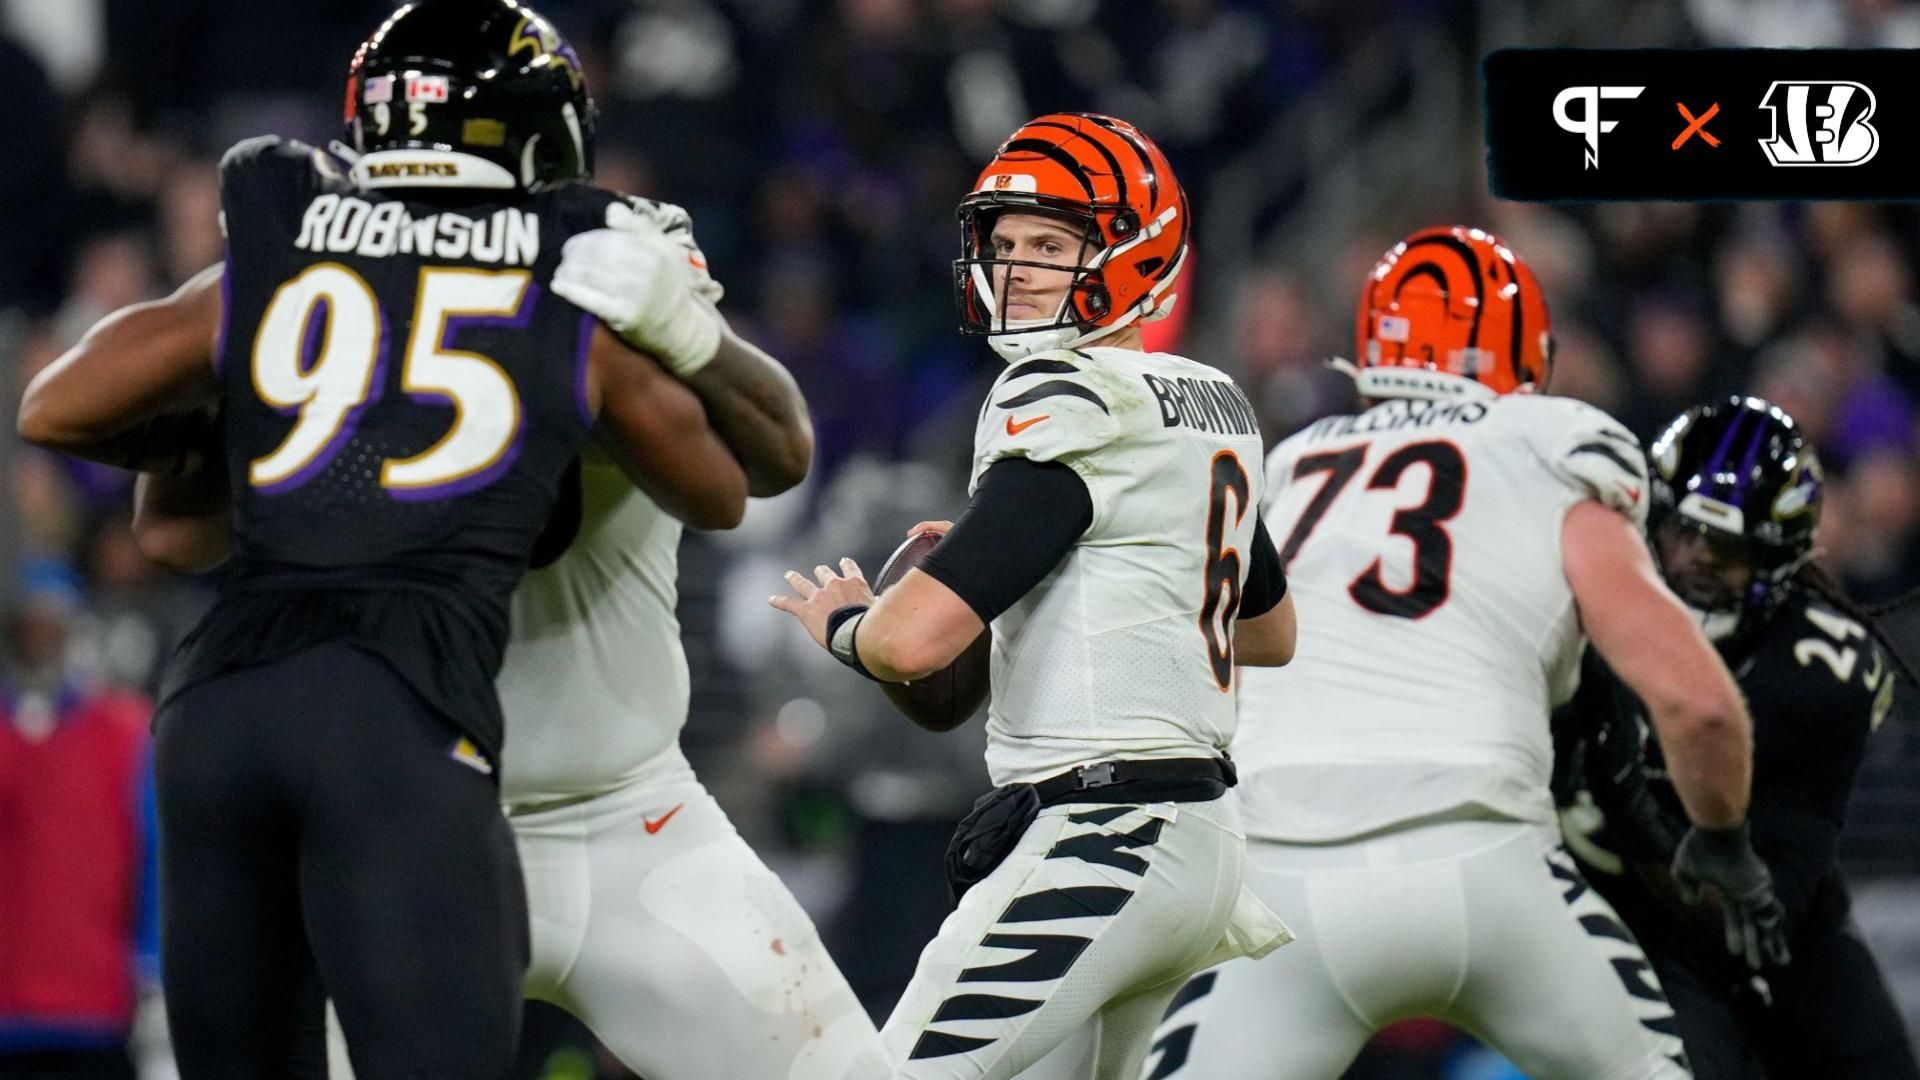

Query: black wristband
<box><xmin>1688</xmin><ymin>821</ymin><xmax>1753</xmax><ymax>858</ymax></box>
<box><xmin>825</xmin><ymin>604</ymin><xmax>880</xmax><ymax>681</ymax></box>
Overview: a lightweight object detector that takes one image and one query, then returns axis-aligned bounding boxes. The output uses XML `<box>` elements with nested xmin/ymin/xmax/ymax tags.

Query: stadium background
<box><xmin>2</xmin><ymin>0</ymin><xmax>1917</xmax><ymax>1076</ymax></box>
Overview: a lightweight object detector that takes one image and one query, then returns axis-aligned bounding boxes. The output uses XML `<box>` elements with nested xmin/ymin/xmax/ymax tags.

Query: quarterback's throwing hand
<box><xmin>1672</xmin><ymin>823</ymin><xmax>1792</xmax><ymax>971</ymax></box>
<box><xmin>769</xmin><ymin>559</ymin><xmax>876</xmax><ymax>649</ymax></box>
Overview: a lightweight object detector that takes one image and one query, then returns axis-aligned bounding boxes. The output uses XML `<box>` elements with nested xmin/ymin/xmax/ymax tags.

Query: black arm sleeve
<box><xmin>1238</xmin><ymin>518</ymin><xmax>1287</xmax><ymax>620</ymax></box>
<box><xmin>916</xmin><ymin>457</ymin><xmax>1093</xmax><ymax>624</ymax></box>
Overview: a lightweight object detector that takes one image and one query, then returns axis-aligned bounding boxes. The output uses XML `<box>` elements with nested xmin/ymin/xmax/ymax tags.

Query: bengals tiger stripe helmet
<box><xmin>1351</xmin><ymin>226</ymin><xmax>1553</xmax><ymax>400</ymax></box>
<box><xmin>955</xmin><ymin>113</ymin><xmax>1189</xmax><ymax>361</ymax></box>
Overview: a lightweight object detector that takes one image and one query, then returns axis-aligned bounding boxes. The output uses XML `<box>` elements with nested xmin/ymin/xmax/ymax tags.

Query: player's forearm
<box><xmin>1613</xmin><ymin>596</ymin><xmax>1753</xmax><ymax>827</ymax></box>
<box><xmin>23</xmin><ymin>402</ymin><xmax>223</xmax><ymax>474</ymax></box>
<box><xmin>1652</xmin><ymin>696</ymin><xmax>1751</xmax><ymax>829</ymax></box>
<box><xmin>19</xmin><ymin>267</ymin><xmax>222</xmax><ymax>465</ymax></box>
<box><xmin>133</xmin><ymin>470</ymin><xmax>233</xmax><ymax>573</ymax></box>
<box><xmin>682</xmin><ymin>329</ymin><xmax>813</xmax><ymax>496</ymax></box>
<box><xmin>594</xmin><ymin>427</ymin><xmax>747</xmax><ymax>531</ymax></box>
<box><xmin>856</xmin><ymin>577</ymin><xmax>983</xmax><ymax>682</ymax></box>
<box><xmin>1565</xmin><ymin>500</ymin><xmax>1753</xmax><ymax>827</ymax></box>
<box><xmin>1235</xmin><ymin>594</ymin><xmax>1296</xmax><ymax>666</ymax></box>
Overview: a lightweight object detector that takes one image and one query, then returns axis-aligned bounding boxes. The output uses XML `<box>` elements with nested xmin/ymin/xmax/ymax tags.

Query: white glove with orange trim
<box><xmin>552</xmin><ymin>199</ymin><xmax>726</xmax><ymax>377</ymax></box>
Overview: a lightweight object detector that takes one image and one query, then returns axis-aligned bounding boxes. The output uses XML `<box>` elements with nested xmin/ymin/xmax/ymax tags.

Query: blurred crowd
<box><xmin>3</xmin><ymin>1</ymin><xmax>1918</xmax><ymax>1078</ymax></box>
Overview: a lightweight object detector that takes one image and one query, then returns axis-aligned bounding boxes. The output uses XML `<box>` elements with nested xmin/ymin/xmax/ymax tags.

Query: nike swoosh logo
<box><xmin>644</xmin><ymin>803</ymin><xmax>685</xmax><ymax>835</ymax></box>
<box><xmin>1005</xmin><ymin>413</ymin><xmax>1050</xmax><ymax>436</ymax></box>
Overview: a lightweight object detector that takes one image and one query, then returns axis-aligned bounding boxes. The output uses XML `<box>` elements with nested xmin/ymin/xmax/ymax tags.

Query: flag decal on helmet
<box><xmin>1351</xmin><ymin>226</ymin><xmax>1552</xmax><ymax>399</ymax></box>
<box><xmin>405</xmin><ymin>75</ymin><xmax>449</xmax><ymax>102</ymax></box>
<box><xmin>345</xmin><ymin>0</ymin><xmax>596</xmax><ymax>192</ymax></box>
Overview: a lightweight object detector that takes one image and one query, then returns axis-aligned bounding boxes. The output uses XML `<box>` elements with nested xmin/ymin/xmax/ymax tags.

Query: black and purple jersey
<box><xmin>165</xmin><ymin>135</ymin><xmax>631</xmax><ymax>757</ymax></box>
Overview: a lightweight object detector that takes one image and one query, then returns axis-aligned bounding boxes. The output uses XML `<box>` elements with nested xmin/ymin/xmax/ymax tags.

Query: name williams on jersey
<box><xmin>1301</xmin><ymin>399</ymin><xmax>1489</xmax><ymax>444</ymax></box>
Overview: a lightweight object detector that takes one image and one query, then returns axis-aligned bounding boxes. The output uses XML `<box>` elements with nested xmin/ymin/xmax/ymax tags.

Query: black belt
<box><xmin>944</xmin><ymin>754</ymin><xmax>1239</xmax><ymax>904</ymax></box>
<box><xmin>1030</xmin><ymin>755</ymin><xmax>1237</xmax><ymax>807</ymax></box>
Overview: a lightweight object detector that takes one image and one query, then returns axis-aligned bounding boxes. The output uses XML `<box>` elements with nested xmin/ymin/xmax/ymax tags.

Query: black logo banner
<box><xmin>1485</xmin><ymin>49</ymin><xmax>1920</xmax><ymax>200</ymax></box>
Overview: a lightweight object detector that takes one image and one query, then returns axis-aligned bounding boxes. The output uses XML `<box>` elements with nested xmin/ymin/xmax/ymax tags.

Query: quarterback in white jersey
<box><xmin>504</xmin><ymin>202</ymin><xmax>892</xmax><ymax>1079</ymax></box>
<box><xmin>1148</xmin><ymin>227</ymin><xmax>1787</xmax><ymax>1080</ymax></box>
<box><xmin>772</xmin><ymin>114</ymin><xmax>1296</xmax><ymax>1080</ymax></box>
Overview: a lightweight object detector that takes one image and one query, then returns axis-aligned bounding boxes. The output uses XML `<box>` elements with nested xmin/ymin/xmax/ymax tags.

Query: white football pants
<box><xmin>884</xmin><ymin>796</ymin><xmax>1291</xmax><ymax>1080</ymax></box>
<box><xmin>510</xmin><ymin>748</ymin><xmax>892</xmax><ymax>1080</ymax></box>
<box><xmin>1140</xmin><ymin>818</ymin><xmax>1691</xmax><ymax>1080</ymax></box>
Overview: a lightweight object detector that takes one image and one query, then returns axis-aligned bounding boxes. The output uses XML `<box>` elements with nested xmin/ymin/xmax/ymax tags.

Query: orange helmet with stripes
<box><xmin>956</xmin><ymin>113</ymin><xmax>1189</xmax><ymax>360</ymax></box>
<box><xmin>1351</xmin><ymin>226</ymin><xmax>1553</xmax><ymax>400</ymax></box>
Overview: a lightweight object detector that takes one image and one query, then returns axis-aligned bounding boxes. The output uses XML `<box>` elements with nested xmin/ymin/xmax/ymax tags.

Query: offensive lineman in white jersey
<box><xmin>502</xmin><ymin>199</ymin><xmax>893</xmax><ymax>1079</ymax></box>
<box><xmin>127</xmin><ymin>195</ymin><xmax>894</xmax><ymax>1076</ymax></box>
<box><xmin>771</xmin><ymin>113</ymin><xmax>1297</xmax><ymax>1080</ymax></box>
<box><xmin>1143</xmin><ymin>227</ymin><xmax>1790</xmax><ymax>1080</ymax></box>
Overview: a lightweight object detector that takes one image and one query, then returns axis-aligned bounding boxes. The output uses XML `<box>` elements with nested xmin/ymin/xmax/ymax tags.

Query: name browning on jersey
<box><xmin>1301</xmin><ymin>399</ymin><xmax>1489</xmax><ymax>443</ymax></box>
<box><xmin>1142</xmin><ymin>373</ymin><xmax>1259</xmax><ymax>435</ymax></box>
<box><xmin>294</xmin><ymin>193</ymin><xmax>539</xmax><ymax>265</ymax></box>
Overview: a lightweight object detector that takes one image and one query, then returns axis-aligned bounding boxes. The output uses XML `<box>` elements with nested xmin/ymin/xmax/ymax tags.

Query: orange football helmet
<box><xmin>1352</xmin><ymin>226</ymin><xmax>1553</xmax><ymax>399</ymax></box>
<box><xmin>955</xmin><ymin>113</ymin><xmax>1189</xmax><ymax>360</ymax></box>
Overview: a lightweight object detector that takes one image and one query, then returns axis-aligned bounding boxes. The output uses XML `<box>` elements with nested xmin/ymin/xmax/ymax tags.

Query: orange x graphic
<box><xmin>1673</xmin><ymin>102</ymin><xmax>1721</xmax><ymax>149</ymax></box>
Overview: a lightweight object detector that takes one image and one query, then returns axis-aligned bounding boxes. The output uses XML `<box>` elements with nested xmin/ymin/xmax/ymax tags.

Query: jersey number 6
<box><xmin>1201</xmin><ymin>451</ymin><xmax>1252</xmax><ymax>690</ymax></box>
<box><xmin>1276</xmin><ymin>440</ymin><xmax>1468</xmax><ymax>620</ymax></box>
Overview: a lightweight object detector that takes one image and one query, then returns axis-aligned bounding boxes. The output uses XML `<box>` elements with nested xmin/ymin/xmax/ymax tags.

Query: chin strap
<box><xmin>982</xmin><ymin>220</ymin><xmax>1187</xmax><ymax>361</ymax></box>
<box><xmin>1684</xmin><ymin>602</ymin><xmax>1745</xmax><ymax>643</ymax></box>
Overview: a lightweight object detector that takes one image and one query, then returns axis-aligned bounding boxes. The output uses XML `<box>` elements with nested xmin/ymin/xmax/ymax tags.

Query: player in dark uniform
<box><xmin>1555</xmin><ymin>396</ymin><xmax>1919</xmax><ymax>1080</ymax></box>
<box><xmin>14</xmin><ymin>0</ymin><xmax>809</xmax><ymax>1075</ymax></box>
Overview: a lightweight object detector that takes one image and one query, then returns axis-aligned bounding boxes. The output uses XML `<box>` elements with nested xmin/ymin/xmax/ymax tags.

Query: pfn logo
<box><xmin>1758</xmin><ymin>81</ymin><xmax>1879</xmax><ymax>166</ymax></box>
<box><xmin>1553</xmin><ymin>86</ymin><xmax>1645</xmax><ymax>170</ymax></box>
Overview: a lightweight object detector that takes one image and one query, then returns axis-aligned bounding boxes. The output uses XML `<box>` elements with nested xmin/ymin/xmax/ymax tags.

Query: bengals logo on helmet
<box><xmin>1354</xmin><ymin>226</ymin><xmax>1553</xmax><ymax>398</ymax></box>
<box><xmin>954</xmin><ymin>112</ymin><xmax>1190</xmax><ymax>360</ymax></box>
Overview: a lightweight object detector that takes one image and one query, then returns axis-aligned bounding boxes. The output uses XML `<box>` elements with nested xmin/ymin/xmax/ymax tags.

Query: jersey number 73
<box><xmin>1273</xmin><ymin>440</ymin><xmax>1468</xmax><ymax>620</ymax></box>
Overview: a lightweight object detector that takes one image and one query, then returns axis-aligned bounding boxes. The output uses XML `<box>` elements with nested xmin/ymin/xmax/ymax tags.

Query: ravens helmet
<box><xmin>344</xmin><ymin>0</ymin><xmax>594</xmax><ymax>192</ymax></box>
<box><xmin>1648</xmin><ymin>397</ymin><xmax>1822</xmax><ymax>640</ymax></box>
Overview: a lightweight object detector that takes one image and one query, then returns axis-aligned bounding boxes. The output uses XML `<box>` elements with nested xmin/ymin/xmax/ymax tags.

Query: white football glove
<box><xmin>608</xmin><ymin>198</ymin><xmax>724</xmax><ymax>304</ymax></box>
<box><xmin>552</xmin><ymin>200</ymin><xmax>725</xmax><ymax>377</ymax></box>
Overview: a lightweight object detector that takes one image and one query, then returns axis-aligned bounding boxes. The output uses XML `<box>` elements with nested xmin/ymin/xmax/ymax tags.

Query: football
<box><xmin>871</xmin><ymin>530</ymin><xmax>991</xmax><ymax>732</ymax></box>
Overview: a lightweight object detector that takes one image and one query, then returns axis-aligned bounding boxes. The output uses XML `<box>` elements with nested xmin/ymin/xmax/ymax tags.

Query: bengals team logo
<box><xmin>978</xmin><ymin>172</ymin><xmax>1037</xmax><ymax>194</ymax></box>
<box><xmin>1758</xmin><ymin>81</ymin><xmax>1879</xmax><ymax>166</ymax></box>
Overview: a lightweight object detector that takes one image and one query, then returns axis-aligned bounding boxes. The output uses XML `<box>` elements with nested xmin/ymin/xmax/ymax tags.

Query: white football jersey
<box><xmin>1233</xmin><ymin>393</ymin><xmax>1648</xmax><ymax>841</ymax></box>
<box><xmin>497</xmin><ymin>448</ymin><xmax>688</xmax><ymax>804</ymax></box>
<box><xmin>969</xmin><ymin>347</ymin><xmax>1268</xmax><ymax>786</ymax></box>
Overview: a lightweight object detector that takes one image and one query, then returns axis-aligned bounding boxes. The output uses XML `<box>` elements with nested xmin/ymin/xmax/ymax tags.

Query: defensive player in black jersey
<box><xmin>16</xmin><ymin>1</ymin><xmax>813</xmax><ymax>1075</ymax></box>
<box><xmin>1555</xmin><ymin>396</ymin><xmax>1919</xmax><ymax>1080</ymax></box>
